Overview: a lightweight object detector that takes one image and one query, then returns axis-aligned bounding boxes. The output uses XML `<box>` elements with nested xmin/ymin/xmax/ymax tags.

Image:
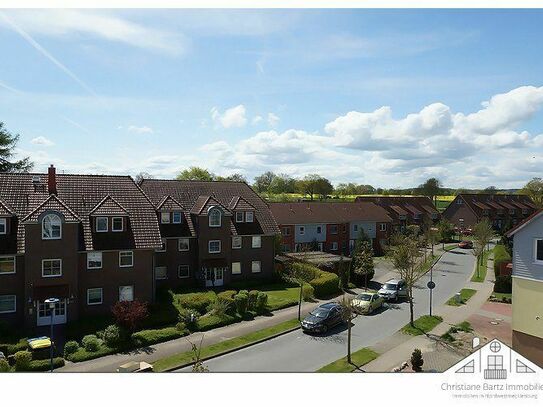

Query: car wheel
<box><xmin>321</xmin><ymin>325</ymin><xmax>328</xmax><ymax>334</ymax></box>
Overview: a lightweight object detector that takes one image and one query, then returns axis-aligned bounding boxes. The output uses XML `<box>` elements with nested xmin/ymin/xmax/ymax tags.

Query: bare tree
<box><xmin>472</xmin><ymin>219</ymin><xmax>494</xmax><ymax>277</ymax></box>
<box><xmin>187</xmin><ymin>336</ymin><xmax>209</xmax><ymax>373</ymax></box>
<box><xmin>284</xmin><ymin>257</ymin><xmax>315</xmax><ymax>321</ymax></box>
<box><xmin>339</xmin><ymin>295</ymin><xmax>356</xmax><ymax>364</ymax></box>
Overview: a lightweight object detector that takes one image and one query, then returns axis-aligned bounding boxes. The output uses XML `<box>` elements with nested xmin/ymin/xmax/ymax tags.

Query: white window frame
<box><xmin>331</xmin><ymin>242</ymin><xmax>338</xmax><ymax>251</ymax></box>
<box><xmin>252</xmin><ymin>236</ymin><xmax>262</xmax><ymax>249</ymax></box>
<box><xmin>42</xmin><ymin>259</ymin><xmax>62</xmax><ymax>278</ymax></box>
<box><xmin>354</xmin><ymin>224</ymin><xmax>359</xmax><ymax>232</ymax></box>
<box><xmin>172</xmin><ymin>212</ymin><xmax>182</xmax><ymax>224</ymax></box>
<box><xmin>534</xmin><ymin>238</ymin><xmax>543</xmax><ymax>264</ymax></box>
<box><xmin>87</xmin><ymin>252</ymin><xmax>103</xmax><ymax>270</ymax></box>
<box><xmin>87</xmin><ymin>288</ymin><xmax>103</xmax><ymax>306</ymax></box>
<box><xmin>0</xmin><ymin>256</ymin><xmax>16</xmax><ymax>275</ymax></box>
<box><xmin>119</xmin><ymin>251</ymin><xmax>134</xmax><ymax>268</ymax></box>
<box><xmin>245</xmin><ymin>211</ymin><xmax>254</xmax><ymax>223</ymax></box>
<box><xmin>232</xmin><ymin>236</ymin><xmax>242</xmax><ymax>249</ymax></box>
<box><xmin>178</xmin><ymin>238</ymin><xmax>190</xmax><ymax>252</ymax></box>
<box><xmin>0</xmin><ymin>294</ymin><xmax>16</xmax><ymax>314</ymax></box>
<box><xmin>299</xmin><ymin>226</ymin><xmax>305</xmax><ymax>235</ymax></box>
<box><xmin>282</xmin><ymin>227</ymin><xmax>290</xmax><ymax>236</ymax></box>
<box><xmin>208</xmin><ymin>240</ymin><xmax>221</xmax><ymax>254</ymax></box>
<box><xmin>178</xmin><ymin>265</ymin><xmax>190</xmax><ymax>279</ymax></box>
<box><xmin>157</xmin><ymin>238</ymin><xmax>167</xmax><ymax>253</ymax></box>
<box><xmin>96</xmin><ymin>217</ymin><xmax>108</xmax><ymax>232</ymax></box>
<box><xmin>380</xmin><ymin>223</ymin><xmax>387</xmax><ymax>232</ymax></box>
<box><xmin>42</xmin><ymin>213</ymin><xmax>62</xmax><ymax>240</ymax></box>
<box><xmin>0</xmin><ymin>218</ymin><xmax>6</xmax><ymax>235</ymax></box>
<box><xmin>232</xmin><ymin>262</ymin><xmax>241</xmax><ymax>275</ymax></box>
<box><xmin>119</xmin><ymin>285</ymin><xmax>134</xmax><ymax>302</ymax></box>
<box><xmin>236</xmin><ymin>211</ymin><xmax>244</xmax><ymax>223</ymax></box>
<box><xmin>251</xmin><ymin>261</ymin><xmax>261</xmax><ymax>274</ymax></box>
<box><xmin>208</xmin><ymin>208</ymin><xmax>222</xmax><ymax>227</ymax></box>
<box><xmin>457</xmin><ymin>199</ymin><xmax>463</xmax><ymax>204</ymax></box>
<box><xmin>112</xmin><ymin>217</ymin><xmax>124</xmax><ymax>232</ymax></box>
<box><xmin>330</xmin><ymin>225</ymin><xmax>338</xmax><ymax>235</ymax></box>
<box><xmin>161</xmin><ymin>212</ymin><xmax>171</xmax><ymax>224</ymax></box>
<box><xmin>155</xmin><ymin>266</ymin><xmax>168</xmax><ymax>280</ymax></box>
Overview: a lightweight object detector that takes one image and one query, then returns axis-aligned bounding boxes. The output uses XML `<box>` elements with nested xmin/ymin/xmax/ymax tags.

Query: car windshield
<box><xmin>356</xmin><ymin>294</ymin><xmax>372</xmax><ymax>301</ymax></box>
<box><xmin>310</xmin><ymin>309</ymin><xmax>330</xmax><ymax>318</ymax></box>
<box><xmin>383</xmin><ymin>283</ymin><xmax>397</xmax><ymax>290</ymax></box>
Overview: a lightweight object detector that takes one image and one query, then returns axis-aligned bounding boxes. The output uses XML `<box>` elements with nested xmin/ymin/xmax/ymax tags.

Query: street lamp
<box><xmin>44</xmin><ymin>297</ymin><xmax>59</xmax><ymax>372</ymax></box>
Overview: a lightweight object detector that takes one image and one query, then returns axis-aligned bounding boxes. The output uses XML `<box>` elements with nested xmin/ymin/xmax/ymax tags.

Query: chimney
<box><xmin>48</xmin><ymin>164</ymin><xmax>57</xmax><ymax>195</ymax></box>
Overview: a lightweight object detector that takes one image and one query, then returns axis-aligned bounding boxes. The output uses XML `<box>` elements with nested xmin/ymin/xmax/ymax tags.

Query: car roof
<box><xmin>385</xmin><ymin>279</ymin><xmax>403</xmax><ymax>284</ymax></box>
<box><xmin>318</xmin><ymin>302</ymin><xmax>339</xmax><ymax>310</ymax></box>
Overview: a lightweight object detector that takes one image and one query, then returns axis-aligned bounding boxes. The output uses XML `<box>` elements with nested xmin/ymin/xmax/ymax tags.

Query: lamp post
<box><xmin>44</xmin><ymin>298</ymin><xmax>59</xmax><ymax>372</ymax></box>
<box><xmin>427</xmin><ymin>264</ymin><xmax>436</xmax><ymax>317</ymax></box>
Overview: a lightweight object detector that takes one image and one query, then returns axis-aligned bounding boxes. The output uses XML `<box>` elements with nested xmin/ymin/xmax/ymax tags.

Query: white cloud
<box><xmin>252</xmin><ymin>115</ymin><xmax>263</xmax><ymax>125</ymax></box>
<box><xmin>127</xmin><ymin>125</ymin><xmax>154</xmax><ymax>134</ymax></box>
<box><xmin>267</xmin><ymin>113</ymin><xmax>280</xmax><ymax>127</ymax></box>
<box><xmin>211</xmin><ymin>104</ymin><xmax>247</xmax><ymax>128</ymax></box>
<box><xmin>30</xmin><ymin>136</ymin><xmax>54</xmax><ymax>147</ymax></box>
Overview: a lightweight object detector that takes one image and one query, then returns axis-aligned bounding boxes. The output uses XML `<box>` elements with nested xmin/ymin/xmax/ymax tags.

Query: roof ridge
<box><xmin>89</xmin><ymin>194</ymin><xmax>129</xmax><ymax>215</ymax></box>
<box><xmin>21</xmin><ymin>194</ymin><xmax>81</xmax><ymax>222</ymax></box>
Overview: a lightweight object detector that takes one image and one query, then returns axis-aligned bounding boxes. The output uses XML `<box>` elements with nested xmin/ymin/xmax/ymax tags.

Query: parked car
<box><xmin>458</xmin><ymin>240</ymin><xmax>473</xmax><ymax>249</ymax></box>
<box><xmin>378</xmin><ymin>279</ymin><xmax>407</xmax><ymax>302</ymax></box>
<box><xmin>351</xmin><ymin>292</ymin><xmax>384</xmax><ymax>314</ymax></box>
<box><xmin>301</xmin><ymin>302</ymin><xmax>344</xmax><ymax>334</ymax></box>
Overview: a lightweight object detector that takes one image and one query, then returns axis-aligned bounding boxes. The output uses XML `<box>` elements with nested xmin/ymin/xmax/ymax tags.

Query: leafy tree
<box><xmin>418</xmin><ymin>178</ymin><xmax>441</xmax><ymax>206</ymax></box>
<box><xmin>350</xmin><ymin>229</ymin><xmax>374</xmax><ymax>289</ymax></box>
<box><xmin>216</xmin><ymin>173</ymin><xmax>247</xmax><ymax>183</ymax></box>
<box><xmin>134</xmin><ymin>172</ymin><xmax>154</xmax><ymax>184</ymax></box>
<box><xmin>253</xmin><ymin>171</ymin><xmax>276</xmax><ymax>193</ymax></box>
<box><xmin>176</xmin><ymin>167</ymin><xmax>215</xmax><ymax>181</ymax></box>
<box><xmin>436</xmin><ymin>219</ymin><xmax>455</xmax><ymax>248</ymax></box>
<box><xmin>111</xmin><ymin>300</ymin><xmax>148</xmax><ymax>332</ymax></box>
<box><xmin>484</xmin><ymin>186</ymin><xmax>498</xmax><ymax>194</ymax></box>
<box><xmin>520</xmin><ymin>177</ymin><xmax>543</xmax><ymax>208</ymax></box>
<box><xmin>472</xmin><ymin>219</ymin><xmax>494</xmax><ymax>276</ymax></box>
<box><xmin>0</xmin><ymin>122</ymin><xmax>33</xmax><ymax>172</ymax></box>
<box><xmin>269</xmin><ymin>173</ymin><xmax>297</xmax><ymax>194</ymax></box>
<box><xmin>411</xmin><ymin>348</ymin><xmax>424</xmax><ymax>372</ymax></box>
<box><xmin>284</xmin><ymin>261</ymin><xmax>316</xmax><ymax>321</ymax></box>
<box><xmin>297</xmin><ymin>174</ymin><xmax>333</xmax><ymax>200</ymax></box>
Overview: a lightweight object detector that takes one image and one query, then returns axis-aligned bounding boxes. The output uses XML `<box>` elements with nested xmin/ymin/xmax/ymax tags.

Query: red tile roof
<box><xmin>89</xmin><ymin>195</ymin><xmax>129</xmax><ymax>216</ymax></box>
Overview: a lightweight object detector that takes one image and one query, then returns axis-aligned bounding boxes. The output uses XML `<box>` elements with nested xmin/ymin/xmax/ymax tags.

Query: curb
<box><xmin>161</xmin><ymin>324</ymin><xmax>301</xmax><ymax>372</ymax></box>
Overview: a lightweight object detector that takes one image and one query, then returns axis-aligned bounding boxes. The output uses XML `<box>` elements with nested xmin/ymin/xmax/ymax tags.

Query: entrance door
<box><xmin>205</xmin><ymin>267</ymin><xmax>225</xmax><ymax>287</ymax></box>
<box><xmin>37</xmin><ymin>299</ymin><xmax>67</xmax><ymax>326</ymax></box>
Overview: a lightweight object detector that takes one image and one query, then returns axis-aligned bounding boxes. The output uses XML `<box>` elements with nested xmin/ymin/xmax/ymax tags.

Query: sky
<box><xmin>0</xmin><ymin>8</ymin><xmax>542</xmax><ymax>189</ymax></box>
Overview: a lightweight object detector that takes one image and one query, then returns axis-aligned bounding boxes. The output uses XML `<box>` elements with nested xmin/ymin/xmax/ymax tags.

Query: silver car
<box><xmin>378</xmin><ymin>279</ymin><xmax>407</xmax><ymax>302</ymax></box>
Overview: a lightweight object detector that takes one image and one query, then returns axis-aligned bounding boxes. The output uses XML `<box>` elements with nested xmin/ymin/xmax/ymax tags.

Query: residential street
<box><xmin>175</xmin><ymin>247</ymin><xmax>476</xmax><ymax>372</ymax></box>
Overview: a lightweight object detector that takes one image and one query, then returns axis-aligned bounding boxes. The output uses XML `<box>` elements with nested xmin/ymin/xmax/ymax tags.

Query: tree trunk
<box><xmin>408</xmin><ymin>288</ymin><xmax>415</xmax><ymax>326</ymax></box>
<box><xmin>347</xmin><ymin>318</ymin><xmax>352</xmax><ymax>364</ymax></box>
<box><xmin>298</xmin><ymin>283</ymin><xmax>303</xmax><ymax>321</ymax></box>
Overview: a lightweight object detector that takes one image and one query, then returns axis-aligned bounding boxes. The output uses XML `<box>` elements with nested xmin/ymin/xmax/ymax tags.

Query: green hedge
<box><xmin>66</xmin><ymin>344</ymin><xmax>118</xmax><ymax>363</ymax></box>
<box><xmin>494</xmin><ymin>244</ymin><xmax>512</xmax><ymax>275</ymax></box>
<box><xmin>175</xmin><ymin>292</ymin><xmax>215</xmax><ymax>314</ymax></box>
<box><xmin>494</xmin><ymin>275</ymin><xmax>512</xmax><ymax>294</ymax></box>
<box><xmin>131</xmin><ymin>327</ymin><xmax>188</xmax><ymax>347</ymax></box>
<box><xmin>0</xmin><ymin>339</ymin><xmax>28</xmax><ymax>356</ymax></box>
<box><xmin>26</xmin><ymin>357</ymin><xmax>65</xmax><ymax>372</ymax></box>
<box><xmin>197</xmin><ymin>314</ymin><xmax>241</xmax><ymax>331</ymax></box>
<box><xmin>309</xmin><ymin>271</ymin><xmax>341</xmax><ymax>298</ymax></box>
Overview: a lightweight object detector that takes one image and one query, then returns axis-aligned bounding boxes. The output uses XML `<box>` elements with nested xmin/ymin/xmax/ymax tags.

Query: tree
<box><xmin>418</xmin><ymin>178</ymin><xmax>441</xmax><ymax>206</ymax></box>
<box><xmin>253</xmin><ymin>171</ymin><xmax>276</xmax><ymax>193</ymax></box>
<box><xmin>437</xmin><ymin>219</ymin><xmax>455</xmax><ymax>248</ymax></box>
<box><xmin>411</xmin><ymin>348</ymin><xmax>424</xmax><ymax>372</ymax></box>
<box><xmin>521</xmin><ymin>178</ymin><xmax>543</xmax><ymax>208</ymax></box>
<box><xmin>176</xmin><ymin>167</ymin><xmax>215</xmax><ymax>181</ymax></box>
<box><xmin>338</xmin><ymin>295</ymin><xmax>356</xmax><ymax>365</ymax></box>
<box><xmin>0</xmin><ymin>122</ymin><xmax>33</xmax><ymax>172</ymax></box>
<box><xmin>484</xmin><ymin>186</ymin><xmax>498</xmax><ymax>194</ymax></box>
<box><xmin>215</xmin><ymin>173</ymin><xmax>247</xmax><ymax>183</ymax></box>
<box><xmin>297</xmin><ymin>174</ymin><xmax>333</xmax><ymax>201</ymax></box>
<box><xmin>269</xmin><ymin>173</ymin><xmax>297</xmax><ymax>194</ymax></box>
<box><xmin>134</xmin><ymin>172</ymin><xmax>154</xmax><ymax>184</ymax></box>
<box><xmin>472</xmin><ymin>219</ymin><xmax>494</xmax><ymax>276</ymax></box>
<box><xmin>284</xmin><ymin>262</ymin><xmax>315</xmax><ymax>321</ymax></box>
<box><xmin>111</xmin><ymin>300</ymin><xmax>148</xmax><ymax>332</ymax></box>
<box><xmin>350</xmin><ymin>229</ymin><xmax>374</xmax><ymax>289</ymax></box>
<box><xmin>187</xmin><ymin>336</ymin><xmax>209</xmax><ymax>373</ymax></box>
<box><xmin>387</xmin><ymin>234</ymin><xmax>424</xmax><ymax>326</ymax></box>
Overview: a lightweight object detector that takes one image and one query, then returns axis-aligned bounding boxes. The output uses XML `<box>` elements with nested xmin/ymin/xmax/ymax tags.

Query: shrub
<box><xmin>14</xmin><ymin>350</ymin><xmax>32</xmax><ymax>371</ymax></box>
<box><xmin>27</xmin><ymin>357</ymin><xmax>65</xmax><ymax>372</ymax></box>
<box><xmin>101</xmin><ymin>324</ymin><xmax>126</xmax><ymax>347</ymax></box>
<box><xmin>286</xmin><ymin>262</ymin><xmax>319</xmax><ymax>282</ymax></box>
<box><xmin>197</xmin><ymin>314</ymin><xmax>240</xmax><ymax>331</ymax></box>
<box><xmin>81</xmin><ymin>335</ymin><xmax>100</xmax><ymax>352</ymax></box>
<box><xmin>111</xmin><ymin>300</ymin><xmax>149</xmax><ymax>332</ymax></box>
<box><xmin>3</xmin><ymin>339</ymin><xmax>28</xmax><ymax>355</ymax></box>
<box><xmin>302</xmin><ymin>284</ymin><xmax>315</xmax><ymax>300</ymax></box>
<box><xmin>175</xmin><ymin>322</ymin><xmax>186</xmax><ymax>332</ymax></box>
<box><xmin>217</xmin><ymin>291</ymin><xmax>237</xmax><ymax>314</ymax></box>
<box><xmin>176</xmin><ymin>292</ymin><xmax>215</xmax><ymax>314</ymax></box>
<box><xmin>411</xmin><ymin>348</ymin><xmax>424</xmax><ymax>372</ymax></box>
<box><xmin>255</xmin><ymin>292</ymin><xmax>268</xmax><ymax>312</ymax></box>
<box><xmin>234</xmin><ymin>292</ymin><xmax>249</xmax><ymax>315</ymax></box>
<box><xmin>212</xmin><ymin>298</ymin><xmax>231</xmax><ymax>317</ymax></box>
<box><xmin>494</xmin><ymin>275</ymin><xmax>512</xmax><ymax>294</ymax></box>
<box><xmin>178</xmin><ymin>308</ymin><xmax>200</xmax><ymax>330</ymax></box>
<box><xmin>248</xmin><ymin>290</ymin><xmax>259</xmax><ymax>310</ymax></box>
<box><xmin>494</xmin><ymin>244</ymin><xmax>512</xmax><ymax>276</ymax></box>
<box><xmin>0</xmin><ymin>358</ymin><xmax>10</xmax><ymax>372</ymax></box>
<box><xmin>63</xmin><ymin>341</ymin><xmax>80</xmax><ymax>357</ymax></box>
<box><xmin>309</xmin><ymin>271</ymin><xmax>341</xmax><ymax>298</ymax></box>
<box><xmin>131</xmin><ymin>327</ymin><xmax>186</xmax><ymax>347</ymax></box>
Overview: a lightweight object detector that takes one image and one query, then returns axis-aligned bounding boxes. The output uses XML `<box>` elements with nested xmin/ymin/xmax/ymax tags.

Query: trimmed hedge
<box><xmin>197</xmin><ymin>314</ymin><xmax>240</xmax><ymax>331</ymax></box>
<box><xmin>131</xmin><ymin>327</ymin><xmax>188</xmax><ymax>347</ymax></box>
<box><xmin>302</xmin><ymin>284</ymin><xmax>315</xmax><ymax>300</ymax></box>
<box><xmin>175</xmin><ymin>292</ymin><xmax>215</xmax><ymax>314</ymax></box>
<box><xmin>66</xmin><ymin>344</ymin><xmax>117</xmax><ymax>363</ymax></box>
<box><xmin>494</xmin><ymin>275</ymin><xmax>512</xmax><ymax>294</ymax></box>
<box><xmin>0</xmin><ymin>339</ymin><xmax>28</xmax><ymax>356</ymax></box>
<box><xmin>26</xmin><ymin>357</ymin><xmax>65</xmax><ymax>372</ymax></box>
<box><xmin>309</xmin><ymin>271</ymin><xmax>341</xmax><ymax>298</ymax></box>
<box><xmin>494</xmin><ymin>244</ymin><xmax>512</xmax><ymax>276</ymax></box>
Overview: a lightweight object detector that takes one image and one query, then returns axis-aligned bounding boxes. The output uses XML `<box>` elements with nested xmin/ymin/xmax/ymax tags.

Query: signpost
<box><xmin>427</xmin><ymin>265</ymin><xmax>436</xmax><ymax>317</ymax></box>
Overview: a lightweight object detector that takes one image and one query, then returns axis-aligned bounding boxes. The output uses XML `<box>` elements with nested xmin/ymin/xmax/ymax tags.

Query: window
<box><xmin>42</xmin><ymin>259</ymin><xmax>62</xmax><ymax>277</ymax></box>
<box><xmin>281</xmin><ymin>227</ymin><xmax>290</xmax><ymax>236</ymax></box>
<box><xmin>119</xmin><ymin>251</ymin><xmax>134</xmax><ymax>268</ymax></box>
<box><xmin>0</xmin><ymin>295</ymin><xmax>16</xmax><ymax>313</ymax></box>
<box><xmin>0</xmin><ymin>218</ymin><xmax>6</xmax><ymax>234</ymax></box>
<box><xmin>96</xmin><ymin>217</ymin><xmax>108</xmax><ymax>232</ymax></box>
<box><xmin>87</xmin><ymin>288</ymin><xmax>103</xmax><ymax>305</ymax></box>
<box><xmin>251</xmin><ymin>261</ymin><xmax>261</xmax><ymax>273</ymax></box>
<box><xmin>157</xmin><ymin>238</ymin><xmax>167</xmax><ymax>252</ymax></box>
<box><xmin>457</xmin><ymin>199</ymin><xmax>463</xmax><ymax>204</ymax></box>
<box><xmin>252</xmin><ymin>236</ymin><xmax>261</xmax><ymax>248</ymax></box>
<box><xmin>178</xmin><ymin>238</ymin><xmax>190</xmax><ymax>251</ymax></box>
<box><xmin>245</xmin><ymin>211</ymin><xmax>254</xmax><ymax>223</ymax></box>
<box><xmin>178</xmin><ymin>265</ymin><xmax>190</xmax><ymax>278</ymax></box>
<box><xmin>236</xmin><ymin>211</ymin><xmax>244</xmax><ymax>222</ymax></box>
<box><xmin>316</xmin><ymin>226</ymin><xmax>322</xmax><ymax>234</ymax></box>
<box><xmin>380</xmin><ymin>223</ymin><xmax>387</xmax><ymax>232</ymax></box>
<box><xmin>483</xmin><ymin>209</ymin><xmax>489</xmax><ymax>216</ymax></box>
<box><xmin>172</xmin><ymin>212</ymin><xmax>182</xmax><ymax>224</ymax></box>
<box><xmin>208</xmin><ymin>240</ymin><xmax>221</xmax><ymax>253</ymax></box>
<box><xmin>161</xmin><ymin>212</ymin><xmax>171</xmax><ymax>224</ymax></box>
<box><xmin>0</xmin><ymin>256</ymin><xmax>15</xmax><ymax>274</ymax></box>
<box><xmin>87</xmin><ymin>252</ymin><xmax>103</xmax><ymax>269</ymax></box>
<box><xmin>331</xmin><ymin>242</ymin><xmax>338</xmax><ymax>251</ymax></box>
<box><xmin>299</xmin><ymin>226</ymin><xmax>305</xmax><ymax>235</ymax></box>
<box><xmin>488</xmin><ymin>355</ymin><xmax>503</xmax><ymax>370</ymax></box>
<box><xmin>232</xmin><ymin>236</ymin><xmax>242</xmax><ymax>249</ymax></box>
<box><xmin>208</xmin><ymin>208</ymin><xmax>222</xmax><ymax>227</ymax></box>
<box><xmin>318</xmin><ymin>242</ymin><xmax>323</xmax><ymax>251</ymax></box>
<box><xmin>342</xmin><ymin>224</ymin><xmax>347</xmax><ymax>233</ymax></box>
<box><xmin>232</xmin><ymin>262</ymin><xmax>241</xmax><ymax>275</ymax></box>
<box><xmin>535</xmin><ymin>239</ymin><xmax>543</xmax><ymax>264</ymax></box>
<box><xmin>330</xmin><ymin>225</ymin><xmax>338</xmax><ymax>235</ymax></box>
<box><xmin>509</xmin><ymin>209</ymin><xmax>515</xmax><ymax>215</ymax></box>
<box><xmin>155</xmin><ymin>266</ymin><xmax>167</xmax><ymax>280</ymax></box>
<box><xmin>112</xmin><ymin>217</ymin><xmax>124</xmax><ymax>232</ymax></box>
<box><xmin>281</xmin><ymin>244</ymin><xmax>291</xmax><ymax>253</ymax></box>
<box><xmin>354</xmin><ymin>224</ymin><xmax>358</xmax><ymax>232</ymax></box>
<box><xmin>119</xmin><ymin>286</ymin><xmax>134</xmax><ymax>302</ymax></box>
<box><xmin>42</xmin><ymin>213</ymin><xmax>61</xmax><ymax>239</ymax></box>
<box><xmin>522</xmin><ymin>208</ymin><xmax>528</xmax><ymax>215</ymax></box>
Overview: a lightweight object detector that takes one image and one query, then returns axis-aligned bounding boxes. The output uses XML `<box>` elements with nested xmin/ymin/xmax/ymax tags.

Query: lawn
<box><xmin>401</xmin><ymin>315</ymin><xmax>443</xmax><ymax>336</ymax></box>
<box><xmin>446</xmin><ymin>288</ymin><xmax>477</xmax><ymax>306</ymax></box>
<box><xmin>493</xmin><ymin>292</ymin><xmax>512</xmax><ymax>301</ymax></box>
<box><xmin>317</xmin><ymin>348</ymin><xmax>379</xmax><ymax>373</ymax></box>
<box><xmin>152</xmin><ymin>319</ymin><xmax>301</xmax><ymax>372</ymax></box>
<box><xmin>471</xmin><ymin>249</ymin><xmax>491</xmax><ymax>282</ymax></box>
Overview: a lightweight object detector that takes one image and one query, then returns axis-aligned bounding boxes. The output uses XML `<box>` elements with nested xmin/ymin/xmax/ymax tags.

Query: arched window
<box><xmin>208</xmin><ymin>208</ymin><xmax>222</xmax><ymax>227</ymax></box>
<box><xmin>42</xmin><ymin>214</ymin><xmax>62</xmax><ymax>240</ymax></box>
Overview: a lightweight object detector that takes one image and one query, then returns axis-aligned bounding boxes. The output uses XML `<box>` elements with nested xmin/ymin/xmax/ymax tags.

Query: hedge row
<box><xmin>131</xmin><ymin>327</ymin><xmax>189</xmax><ymax>347</ymax></box>
<box><xmin>494</xmin><ymin>244</ymin><xmax>512</xmax><ymax>275</ymax></box>
<box><xmin>309</xmin><ymin>270</ymin><xmax>341</xmax><ymax>298</ymax></box>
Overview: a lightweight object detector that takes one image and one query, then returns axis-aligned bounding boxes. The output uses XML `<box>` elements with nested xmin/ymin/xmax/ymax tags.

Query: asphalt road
<box><xmin>175</xmin><ymin>248</ymin><xmax>476</xmax><ymax>372</ymax></box>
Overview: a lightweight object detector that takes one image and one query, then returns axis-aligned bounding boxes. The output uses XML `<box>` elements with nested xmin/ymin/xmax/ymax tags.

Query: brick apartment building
<box><xmin>355</xmin><ymin>195</ymin><xmax>440</xmax><ymax>232</ymax></box>
<box><xmin>270</xmin><ymin>202</ymin><xmax>392</xmax><ymax>256</ymax></box>
<box><xmin>442</xmin><ymin>194</ymin><xmax>537</xmax><ymax>231</ymax></box>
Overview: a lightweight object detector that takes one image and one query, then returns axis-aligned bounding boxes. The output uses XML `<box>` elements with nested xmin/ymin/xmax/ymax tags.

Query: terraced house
<box><xmin>443</xmin><ymin>194</ymin><xmax>536</xmax><ymax>231</ymax></box>
<box><xmin>270</xmin><ymin>202</ymin><xmax>392</xmax><ymax>256</ymax></box>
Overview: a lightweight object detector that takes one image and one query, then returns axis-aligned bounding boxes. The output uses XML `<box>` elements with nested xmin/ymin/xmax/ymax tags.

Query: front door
<box><xmin>205</xmin><ymin>267</ymin><xmax>225</xmax><ymax>287</ymax></box>
<box><xmin>37</xmin><ymin>299</ymin><xmax>67</xmax><ymax>326</ymax></box>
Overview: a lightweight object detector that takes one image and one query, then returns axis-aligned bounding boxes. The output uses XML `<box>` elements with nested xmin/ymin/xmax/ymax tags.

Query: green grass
<box><xmin>493</xmin><ymin>292</ymin><xmax>512</xmax><ymax>301</ymax></box>
<box><xmin>471</xmin><ymin>249</ymin><xmax>491</xmax><ymax>282</ymax></box>
<box><xmin>258</xmin><ymin>282</ymin><xmax>304</xmax><ymax>311</ymax></box>
<box><xmin>444</xmin><ymin>244</ymin><xmax>458</xmax><ymax>251</ymax></box>
<box><xmin>440</xmin><ymin>321</ymin><xmax>473</xmax><ymax>343</ymax></box>
<box><xmin>446</xmin><ymin>288</ymin><xmax>477</xmax><ymax>306</ymax></box>
<box><xmin>401</xmin><ymin>315</ymin><xmax>443</xmax><ymax>336</ymax></box>
<box><xmin>152</xmin><ymin>319</ymin><xmax>301</xmax><ymax>372</ymax></box>
<box><xmin>317</xmin><ymin>348</ymin><xmax>379</xmax><ymax>373</ymax></box>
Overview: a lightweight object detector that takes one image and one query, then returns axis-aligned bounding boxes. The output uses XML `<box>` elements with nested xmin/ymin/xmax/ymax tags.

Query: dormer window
<box><xmin>112</xmin><ymin>217</ymin><xmax>124</xmax><ymax>232</ymax></box>
<box><xmin>42</xmin><ymin>213</ymin><xmax>62</xmax><ymax>240</ymax></box>
<box><xmin>522</xmin><ymin>208</ymin><xmax>528</xmax><ymax>215</ymax></box>
<box><xmin>457</xmin><ymin>199</ymin><xmax>463</xmax><ymax>205</ymax></box>
<box><xmin>0</xmin><ymin>218</ymin><xmax>6</xmax><ymax>235</ymax></box>
<box><xmin>509</xmin><ymin>209</ymin><xmax>515</xmax><ymax>215</ymax></box>
<box><xmin>208</xmin><ymin>208</ymin><xmax>222</xmax><ymax>227</ymax></box>
<box><xmin>161</xmin><ymin>212</ymin><xmax>171</xmax><ymax>224</ymax></box>
<box><xmin>172</xmin><ymin>212</ymin><xmax>182</xmax><ymax>224</ymax></box>
<box><xmin>245</xmin><ymin>211</ymin><xmax>254</xmax><ymax>223</ymax></box>
<box><xmin>96</xmin><ymin>217</ymin><xmax>108</xmax><ymax>232</ymax></box>
<box><xmin>236</xmin><ymin>211</ymin><xmax>244</xmax><ymax>223</ymax></box>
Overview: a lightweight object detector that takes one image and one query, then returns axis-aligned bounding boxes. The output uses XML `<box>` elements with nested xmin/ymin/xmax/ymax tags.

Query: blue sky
<box><xmin>0</xmin><ymin>9</ymin><xmax>542</xmax><ymax>188</ymax></box>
